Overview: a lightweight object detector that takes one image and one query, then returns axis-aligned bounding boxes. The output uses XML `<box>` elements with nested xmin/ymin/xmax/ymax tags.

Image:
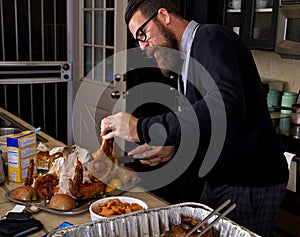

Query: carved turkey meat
<box><xmin>90</xmin><ymin>138</ymin><xmax>119</xmax><ymax>182</ymax></box>
<box><xmin>32</xmin><ymin>138</ymin><xmax>118</xmax><ymax>202</ymax></box>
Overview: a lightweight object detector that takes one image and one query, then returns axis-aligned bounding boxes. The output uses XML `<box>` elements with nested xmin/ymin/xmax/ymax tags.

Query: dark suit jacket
<box><xmin>137</xmin><ymin>24</ymin><xmax>289</xmax><ymax>187</ymax></box>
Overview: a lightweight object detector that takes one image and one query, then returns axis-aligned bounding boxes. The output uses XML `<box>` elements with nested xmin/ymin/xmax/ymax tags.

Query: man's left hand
<box><xmin>128</xmin><ymin>144</ymin><xmax>175</xmax><ymax>166</ymax></box>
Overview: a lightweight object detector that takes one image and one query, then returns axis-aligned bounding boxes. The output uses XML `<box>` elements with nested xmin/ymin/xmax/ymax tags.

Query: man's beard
<box><xmin>144</xmin><ymin>22</ymin><xmax>182</xmax><ymax>78</ymax></box>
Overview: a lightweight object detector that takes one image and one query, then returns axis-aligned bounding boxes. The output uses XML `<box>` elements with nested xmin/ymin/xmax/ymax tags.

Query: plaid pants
<box><xmin>199</xmin><ymin>182</ymin><xmax>287</xmax><ymax>237</ymax></box>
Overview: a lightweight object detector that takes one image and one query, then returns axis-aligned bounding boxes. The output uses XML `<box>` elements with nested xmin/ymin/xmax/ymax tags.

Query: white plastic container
<box><xmin>89</xmin><ymin>196</ymin><xmax>148</xmax><ymax>221</ymax></box>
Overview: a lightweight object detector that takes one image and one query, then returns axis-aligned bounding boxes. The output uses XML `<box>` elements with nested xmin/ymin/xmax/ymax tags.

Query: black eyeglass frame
<box><xmin>135</xmin><ymin>12</ymin><xmax>158</xmax><ymax>46</ymax></box>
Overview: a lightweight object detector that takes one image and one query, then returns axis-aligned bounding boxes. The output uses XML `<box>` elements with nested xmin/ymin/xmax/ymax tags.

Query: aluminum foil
<box><xmin>48</xmin><ymin>202</ymin><xmax>260</xmax><ymax>237</ymax></box>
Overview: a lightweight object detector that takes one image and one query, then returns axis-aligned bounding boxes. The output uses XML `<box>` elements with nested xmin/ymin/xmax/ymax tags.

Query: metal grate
<box><xmin>0</xmin><ymin>78</ymin><xmax>69</xmax><ymax>144</ymax></box>
<box><xmin>0</xmin><ymin>0</ymin><xmax>68</xmax><ymax>61</ymax></box>
<box><xmin>0</xmin><ymin>0</ymin><xmax>72</xmax><ymax>145</ymax></box>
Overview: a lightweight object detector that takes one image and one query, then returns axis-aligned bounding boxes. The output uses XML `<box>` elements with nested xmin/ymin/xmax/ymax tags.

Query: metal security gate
<box><xmin>0</xmin><ymin>0</ymin><xmax>72</xmax><ymax>145</ymax></box>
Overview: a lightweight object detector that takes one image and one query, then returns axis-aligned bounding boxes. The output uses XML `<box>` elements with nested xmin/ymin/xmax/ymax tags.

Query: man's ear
<box><xmin>157</xmin><ymin>8</ymin><xmax>171</xmax><ymax>25</ymax></box>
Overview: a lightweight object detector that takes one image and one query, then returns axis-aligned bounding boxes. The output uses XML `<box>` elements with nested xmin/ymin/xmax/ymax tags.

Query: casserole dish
<box><xmin>47</xmin><ymin>202</ymin><xmax>260</xmax><ymax>237</ymax></box>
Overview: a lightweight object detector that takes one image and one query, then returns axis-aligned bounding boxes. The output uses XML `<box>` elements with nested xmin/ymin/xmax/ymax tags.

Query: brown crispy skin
<box><xmin>68</xmin><ymin>158</ymin><xmax>83</xmax><ymax>195</ymax></box>
<box><xmin>162</xmin><ymin>214</ymin><xmax>212</xmax><ymax>237</ymax></box>
<box><xmin>34</xmin><ymin>173</ymin><xmax>59</xmax><ymax>200</ymax></box>
<box><xmin>27</xmin><ymin>139</ymin><xmax>119</xmax><ymax>208</ymax></box>
<box><xmin>95</xmin><ymin>138</ymin><xmax>119</xmax><ymax>165</ymax></box>
<box><xmin>48</xmin><ymin>152</ymin><xmax>63</xmax><ymax>170</ymax></box>
<box><xmin>24</xmin><ymin>158</ymin><xmax>35</xmax><ymax>186</ymax></box>
<box><xmin>68</xmin><ymin>158</ymin><xmax>105</xmax><ymax>200</ymax></box>
<box><xmin>90</xmin><ymin>138</ymin><xmax>118</xmax><ymax>182</ymax></box>
<box><xmin>70</xmin><ymin>181</ymin><xmax>106</xmax><ymax>200</ymax></box>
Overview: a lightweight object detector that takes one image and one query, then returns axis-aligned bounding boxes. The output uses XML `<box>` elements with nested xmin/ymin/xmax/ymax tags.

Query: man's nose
<box><xmin>139</xmin><ymin>41</ymin><xmax>149</xmax><ymax>50</ymax></box>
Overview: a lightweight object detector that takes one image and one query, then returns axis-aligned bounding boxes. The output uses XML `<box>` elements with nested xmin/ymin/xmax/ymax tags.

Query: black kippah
<box><xmin>125</xmin><ymin>0</ymin><xmax>146</xmax><ymax>25</ymax></box>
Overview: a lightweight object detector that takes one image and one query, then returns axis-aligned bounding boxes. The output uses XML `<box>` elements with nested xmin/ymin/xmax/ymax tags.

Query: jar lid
<box><xmin>283</xmin><ymin>92</ymin><xmax>297</xmax><ymax>96</ymax></box>
<box><xmin>268</xmin><ymin>89</ymin><xmax>280</xmax><ymax>94</ymax></box>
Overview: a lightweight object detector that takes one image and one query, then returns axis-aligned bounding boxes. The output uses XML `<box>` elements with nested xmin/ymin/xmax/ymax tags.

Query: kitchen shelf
<box><xmin>255</xmin><ymin>8</ymin><xmax>273</xmax><ymax>13</ymax></box>
<box><xmin>223</xmin><ymin>0</ymin><xmax>279</xmax><ymax>50</ymax></box>
<box><xmin>226</xmin><ymin>8</ymin><xmax>272</xmax><ymax>13</ymax></box>
<box><xmin>226</xmin><ymin>9</ymin><xmax>241</xmax><ymax>13</ymax></box>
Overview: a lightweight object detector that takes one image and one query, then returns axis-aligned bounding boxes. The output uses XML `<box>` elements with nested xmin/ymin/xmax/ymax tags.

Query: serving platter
<box><xmin>6</xmin><ymin>178</ymin><xmax>140</xmax><ymax>215</ymax></box>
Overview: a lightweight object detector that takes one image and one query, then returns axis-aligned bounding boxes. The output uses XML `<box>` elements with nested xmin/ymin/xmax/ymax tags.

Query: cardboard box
<box><xmin>7</xmin><ymin>131</ymin><xmax>36</xmax><ymax>148</ymax></box>
<box><xmin>7</xmin><ymin>131</ymin><xmax>37</xmax><ymax>183</ymax></box>
<box><xmin>8</xmin><ymin>156</ymin><xmax>37</xmax><ymax>183</ymax></box>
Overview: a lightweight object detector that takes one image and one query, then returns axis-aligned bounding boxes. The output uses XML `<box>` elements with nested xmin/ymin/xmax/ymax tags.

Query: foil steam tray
<box><xmin>47</xmin><ymin>202</ymin><xmax>260</xmax><ymax>237</ymax></box>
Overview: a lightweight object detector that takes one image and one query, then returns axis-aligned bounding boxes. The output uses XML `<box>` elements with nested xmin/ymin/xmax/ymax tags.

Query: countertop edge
<box><xmin>0</xmin><ymin>107</ymin><xmax>65</xmax><ymax>148</ymax></box>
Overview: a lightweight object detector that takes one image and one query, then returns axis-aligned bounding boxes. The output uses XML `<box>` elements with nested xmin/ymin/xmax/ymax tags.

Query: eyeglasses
<box><xmin>135</xmin><ymin>12</ymin><xmax>158</xmax><ymax>46</ymax></box>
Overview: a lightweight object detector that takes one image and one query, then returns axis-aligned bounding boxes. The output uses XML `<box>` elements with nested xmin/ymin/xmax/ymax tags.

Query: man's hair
<box><xmin>125</xmin><ymin>0</ymin><xmax>180</xmax><ymax>25</ymax></box>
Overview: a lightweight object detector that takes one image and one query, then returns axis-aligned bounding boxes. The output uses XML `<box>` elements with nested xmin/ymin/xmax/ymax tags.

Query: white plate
<box><xmin>89</xmin><ymin>196</ymin><xmax>148</xmax><ymax>221</ymax></box>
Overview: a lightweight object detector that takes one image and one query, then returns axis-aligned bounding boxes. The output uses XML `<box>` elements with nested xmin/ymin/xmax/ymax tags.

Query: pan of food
<box><xmin>47</xmin><ymin>202</ymin><xmax>260</xmax><ymax>237</ymax></box>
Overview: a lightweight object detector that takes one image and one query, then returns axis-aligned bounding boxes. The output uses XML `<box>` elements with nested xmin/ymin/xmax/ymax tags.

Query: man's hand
<box><xmin>101</xmin><ymin>112</ymin><xmax>140</xmax><ymax>142</ymax></box>
<box><xmin>128</xmin><ymin>144</ymin><xmax>175</xmax><ymax>166</ymax></box>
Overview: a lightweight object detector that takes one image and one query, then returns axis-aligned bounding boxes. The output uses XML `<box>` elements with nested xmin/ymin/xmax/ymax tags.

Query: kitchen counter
<box><xmin>270</xmin><ymin>112</ymin><xmax>300</xmax><ymax>163</ymax></box>
<box><xmin>0</xmin><ymin>107</ymin><xmax>169</xmax><ymax>236</ymax></box>
<box><xmin>0</xmin><ymin>182</ymin><xmax>168</xmax><ymax>236</ymax></box>
<box><xmin>0</xmin><ymin>107</ymin><xmax>65</xmax><ymax>148</ymax></box>
<box><xmin>269</xmin><ymin>111</ymin><xmax>291</xmax><ymax>120</ymax></box>
<box><xmin>277</xmin><ymin>190</ymin><xmax>300</xmax><ymax>236</ymax></box>
<box><xmin>270</xmin><ymin>111</ymin><xmax>300</xmax><ymax>236</ymax></box>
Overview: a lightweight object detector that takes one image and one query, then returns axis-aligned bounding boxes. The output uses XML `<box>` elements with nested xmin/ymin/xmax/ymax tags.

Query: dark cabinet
<box><xmin>224</xmin><ymin>0</ymin><xmax>279</xmax><ymax>50</ymax></box>
<box><xmin>173</xmin><ymin>0</ymin><xmax>224</xmax><ymax>24</ymax></box>
<box><xmin>176</xmin><ymin>0</ymin><xmax>279</xmax><ymax>50</ymax></box>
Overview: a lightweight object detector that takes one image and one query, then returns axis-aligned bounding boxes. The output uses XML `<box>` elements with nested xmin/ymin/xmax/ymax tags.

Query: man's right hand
<box><xmin>100</xmin><ymin>112</ymin><xmax>140</xmax><ymax>142</ymax></box>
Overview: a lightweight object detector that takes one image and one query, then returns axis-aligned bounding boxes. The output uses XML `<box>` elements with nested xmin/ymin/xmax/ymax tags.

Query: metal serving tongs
<box><xmin>185</xmin><ymin>199</ymin><xmax>236</xmax><ymax>237</ymax></box>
